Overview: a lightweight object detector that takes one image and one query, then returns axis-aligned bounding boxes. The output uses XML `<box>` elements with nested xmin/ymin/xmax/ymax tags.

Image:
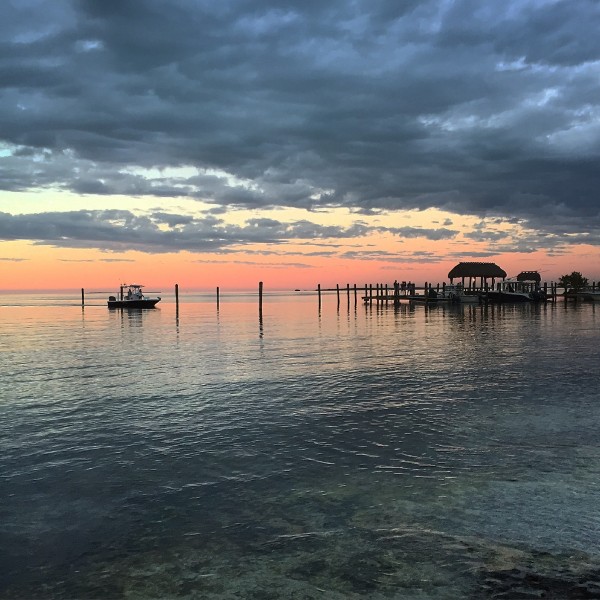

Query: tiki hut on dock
<box><xmin>448</xmin><ymin>262</ymin><xmax>507</xmax><ymax>290</ymax></box>
<box><xmin>516</xmin><ymin>271</ymin><xmax>541</xmax><ymax>283</ymax></box>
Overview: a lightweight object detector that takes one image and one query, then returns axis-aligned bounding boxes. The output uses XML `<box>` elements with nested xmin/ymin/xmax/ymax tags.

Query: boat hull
<box><xmin>484</xmin><ymin>291</ymin><xmax>546</xmax><ymax>303</ymax></box>
<box><xmin>108</xmin><ymin>299</ymin><xmax>160</xmax><ymax>309</ymax></box>
<box><xmin>485</xmin><ymin>292</ymin><xmax>531</xmax><ymax>303</ymax></box>
<box><xmin>578</xmin><ymin>292</ymin><xmax>600</xmax><ymax>301</ymax></box>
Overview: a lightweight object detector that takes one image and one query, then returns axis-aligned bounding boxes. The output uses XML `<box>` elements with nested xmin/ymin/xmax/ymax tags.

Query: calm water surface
<box><xmin>1</xmin><ymin>292</ymin><xmax>600</xmax><ymax>599</ymax></box>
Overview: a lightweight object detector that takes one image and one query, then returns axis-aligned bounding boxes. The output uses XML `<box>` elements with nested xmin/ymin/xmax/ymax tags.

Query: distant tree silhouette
<box><xmin>558</xmin><ymin>271</ymin><xmax>588</xmax><ymax>294</ymax></box>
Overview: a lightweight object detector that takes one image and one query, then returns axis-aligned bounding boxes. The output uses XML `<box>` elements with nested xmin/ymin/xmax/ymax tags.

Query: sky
<box><xmin>1</xmin><ymin>0</ymin><xmax>600</xmax><ymax>291</ymax></box>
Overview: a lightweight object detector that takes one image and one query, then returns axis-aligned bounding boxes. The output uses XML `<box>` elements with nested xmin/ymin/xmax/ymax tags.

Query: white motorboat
<box><xmin>484</xmin><ymin>276</ymin><xmax>546</xmax><ymax>303</ymax></box>
<box><xmin>108</xmin><ymin>284</ymin><xmax>161</xmax><ymax>308</ymax></box>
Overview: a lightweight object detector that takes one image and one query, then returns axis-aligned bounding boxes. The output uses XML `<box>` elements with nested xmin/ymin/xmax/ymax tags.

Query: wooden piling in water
<box><xmin>81</xmin><ymin>288</ymin><xmax>85</xmax><ymax>307</ymax></box>
<box><xmin>216</xmin><ymin>286</ymin><xmax>220</xmax><ymax>309</ymax></box>
<box><xmin>259</xmin><ymin>281</ymin><xmax>263</xmax><ymax>314</ymax></box>
<box><xmin>318</xmin><ymin>283</ymin><xmax>321</xmax><ymax>311</ymax></box>
<box><xmin>175</xmin><ymin>283</ymin><xmax>179</xmax><ymax>309</ymax></box>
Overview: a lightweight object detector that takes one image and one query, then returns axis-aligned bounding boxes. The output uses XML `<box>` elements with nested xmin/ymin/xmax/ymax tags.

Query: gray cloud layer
<box><xmin>0</xmin><ymin>209</ymin><xmax>374</xmax><ymax>253</ymax></box>
<box><xmin>2</xmin><ymin>0</ymin><xmax>600</xmax><ymax>244</ymax></box>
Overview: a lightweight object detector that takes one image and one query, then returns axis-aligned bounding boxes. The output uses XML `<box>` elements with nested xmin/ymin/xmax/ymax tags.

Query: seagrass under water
<box><xmin>2</xmin><ymin>293</ymin><xmax>600</xmax><ymax>598</ymax></box>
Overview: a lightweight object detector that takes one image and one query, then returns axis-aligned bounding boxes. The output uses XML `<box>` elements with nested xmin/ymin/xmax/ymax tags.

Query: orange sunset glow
<box><xmin>2</xmin><ymin>203</ymin><xmax>599</xmax><ymax>292</ymax></box>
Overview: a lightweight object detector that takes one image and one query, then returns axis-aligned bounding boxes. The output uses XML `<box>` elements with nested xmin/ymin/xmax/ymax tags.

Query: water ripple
<box><xmin>2</xmin><ymin>297</ymin><xmax>600</xmax><ymax>597</ymax></box>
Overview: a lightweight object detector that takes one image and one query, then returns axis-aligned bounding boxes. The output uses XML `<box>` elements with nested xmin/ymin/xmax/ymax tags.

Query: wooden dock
<box><xmin>80</xmin><ymin>279</ymin><xmax>600</xmax><ymax>310</ymax></box>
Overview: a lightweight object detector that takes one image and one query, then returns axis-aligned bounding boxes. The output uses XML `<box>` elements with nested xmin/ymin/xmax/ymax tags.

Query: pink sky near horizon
<box><xmin>2</xmin><ymin>239</ymin><xmax>599</xmax><ymax>293</ymax></box>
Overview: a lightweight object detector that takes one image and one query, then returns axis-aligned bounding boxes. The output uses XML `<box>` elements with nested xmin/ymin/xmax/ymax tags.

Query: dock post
<box><xmin>318</xmin><ymin>284</ymin><xmax>321</xmax><ymax>311</ymax></box>
<box><xmin>216</xmin><ymin>286</ymin><xmax>220</xmax><ymax>309</ymax></box>
<box><xmin>81</xmin><ymin>288</ymin><xmax>85</xmax><ymax>307</ymax></box>
<box><xmin>175</xmin><ymin>284</ymin><xmax>179</xmax><ymax>308</ymax></box>
<box><xmin>336</xmin><ymin>283</ymin><xmax>340</xmax><ymax>309</ymax></box>
<box><xmin>346</xmin><ymin>283</ymin><xmax>350</xmax><ymax>310</ymax></box>
<box><xmin>354</xmin><ymin>283</ymin><xmax>357</xmax><ymax>308</ymax></box>
<box><xmin>259</xmin><ymin>281</ymin><xmax>263</xmax><ymax>315</ymax></box>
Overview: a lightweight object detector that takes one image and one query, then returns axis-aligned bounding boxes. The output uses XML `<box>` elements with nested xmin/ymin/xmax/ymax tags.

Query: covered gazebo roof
<box><xmin>516</xmin><ymin>271</ymin><xmax>541</xmax><ymax>283</ymax></box>
<box><xmin>448</xmin><ymin>262</ymin><xmax>507</xmax><ymax>281</ymax></box>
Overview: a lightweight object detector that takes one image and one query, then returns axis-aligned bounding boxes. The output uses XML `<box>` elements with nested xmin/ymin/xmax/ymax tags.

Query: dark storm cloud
<box><xmin>2</xmin><ymin>0</ymin><xmax>600</xmax><ymax>241</ymax></box>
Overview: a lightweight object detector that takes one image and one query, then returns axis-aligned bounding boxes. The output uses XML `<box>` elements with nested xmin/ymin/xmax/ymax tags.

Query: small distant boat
<box><xmin>577</xmin><ymin>289</ymin><xmax>600</xmax><ymax>301</ymax></box>
<box><xmin>442</xmin><ymin>283</ymin><xmax>480</xmax><ymax>304</ymax></box>
<box><xmin>108</xmin><ymin>284</ymin><xmax>161</xmax><ymax>309</ymax></box>
<box><xmin>412</xmin><ymin>284</ymin><xmax>480</xmax><ymax>304</ymax></box>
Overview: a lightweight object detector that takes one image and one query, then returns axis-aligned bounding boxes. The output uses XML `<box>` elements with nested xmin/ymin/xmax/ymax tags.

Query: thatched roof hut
<box><xmin>516</xmin><ymin>271</ymin><xmax>541</xmax><ymax>283</ymax></box>
<box><xmin>448</xmin><ymin>262</ymin><xmax>507</xmax><ymax>287</ymax></box>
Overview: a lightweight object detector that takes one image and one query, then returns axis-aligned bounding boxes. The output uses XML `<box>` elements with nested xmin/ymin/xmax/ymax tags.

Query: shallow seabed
<box><xmin>2</xmin><ymin>293</ymin><xmax>600</xmax><ymax>599</ymax></box>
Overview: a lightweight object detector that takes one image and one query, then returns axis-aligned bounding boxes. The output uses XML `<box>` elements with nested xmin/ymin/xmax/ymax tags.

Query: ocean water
<box><xmin>1</xmin><ymin>291</ymin><xmax>600</xmax><ymax>599</ymax></box>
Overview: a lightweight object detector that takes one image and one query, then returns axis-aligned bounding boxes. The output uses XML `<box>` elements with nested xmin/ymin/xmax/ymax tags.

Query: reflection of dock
<box><xmin>361</xmin><ymin>288</ymin><xmax>479</xmax><ymax>306</ymax></box>
<box><xmin>362</xmin><ymin>292</ymin><xmax>430</xmax><ymax>304</ymax></box>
